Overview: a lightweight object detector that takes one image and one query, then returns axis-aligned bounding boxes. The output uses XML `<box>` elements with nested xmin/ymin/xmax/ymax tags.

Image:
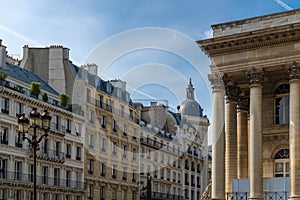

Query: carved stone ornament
<box><xmin>208</xmin><ymin>73</ymin><xmax>225</xmax><ymax>90</ymax></box>
<box><xmin>237</xmin><ymin>96</ymin><xmax>249</xmax><ymax>111</ymax></box>
<box><xmin>285</xmin><ymin>61</ymin><xmax>300</xmax><ymax>80</ymax></box>
<box><xmin>246</xmin><ymin>67</ymin><xmax>264</xmax><ymax>85</ymax></box>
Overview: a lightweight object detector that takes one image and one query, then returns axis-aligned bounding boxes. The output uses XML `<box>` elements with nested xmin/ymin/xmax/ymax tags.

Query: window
<box><xmin>66</xmin><ymin>170</ymin><xmax>71</xmax><ymax>187</ymax></box>
<box><xmin>1</xmin><ymin>97</ymin><xmax>9</xmax><ymax>114</ymax></box>
<box><xmin>274</xmin><ymin>84</ymin><xmax>290</xmax><ymax>124</ymax></box>
<box><xmin>140</xmin><ymin>164</ymin><xmax>144</xmax><ymax>175</ymax></box>
<box><xmin>1</xmin><ymin>128</ymin><xmax>8</xmax><ymax>144</ymax></box>
<box><xmin>55</xmin><ymin>141</ymin><xmax>61</xmax><ymax>159</ymax></box>
<box><xmin>14</xmin><ymin>161</ymin><xmax>22</xmax><ymax>181</ymax></box>
<box><xmin>0</xmin><ymin>158</ymin><xmax>7</xmax><ymax>179</ymax></box>
<box><xmin>76</xmin><ymin>147</ymin><xmax>81</xmax><ymax>160</ymax></box>
<box><xmin>100</xmin><ymin>138</ymin><xmax>106</xmax><ymax>152</ymax></box>
<box><xmin>101</xmin><ymin>163</ymin><xmax>106</xmax><ymax>176</ymax></box>
<box><xmin>88</xmin><ymin>134</ymin><xmax>94</xmax><ymax>148</ymax></box>
<box><xmin>112</xmin><ymin>189</ymin><xmax>117</xmax><ymax>200</ymax></box>
<box><xmin>112</xmin><ymin>142</ymin><xmax>117</xmax><ymax>155</ymax></box>
<box><xmin>123</xmin><ymin>124</ymin><xmax>127</xmax><ymax>136</ymax></box>
<box><xmin>112</xmin><ymin>120</ymin><xmax>117</xmax><ymax>132</ymax></box>
<box><xmin>66</xmin><ymin>119</ymin><xmax>71</xmax><ymax>133</ymax></box>
<box><xmin>88</xmin><ymin>159</ymin><xmax>94</xmax><ymax>174</ymax></box>
<box><xmin>274</xmin><ymin>149</ymin><xmax>289</xmax><ymax>177</ymax></box>
<box><xmin>100</xmin><ymin>187</ymin><xmax>105</xmax><ymax>200</ymax></box>
<box><xmin>132</xmin><ymin>148</ymin><xmax>137</xmax><ymax>160</ymax></box>
<box><xmin>42</xmin><ymin>166</ymin><xmax>48</xmax><ymax>184</ymax></box>
<box><xmin>88</xmin><ymin>110</ymin><xmax>94</xmax><ymax>124</ymax></box>
<box><xmin>76</xmin><ymin>171</ymin><xmax>82</xmax><ymax>188</ymax></box>
<box><xmin>15</xmin><ymin>132</ymin><xmax>22</xmax><ymax>148</ymax></box>
<box><xmin>132</xmin><ymin>191</ymin><xmax>136</xmax><ymax>200</ymax></box>
<box><xmin>122</xmin><ymin>190</ymin><xmax>127</xmax><ymax>200</ymax></box>
<box><xmin>160</xmin><ymin>168</ymin><xmax>164</xmax><ymax>179</ymax></box>
<box><xmin>97</xmin><ymin>95</ymin><xmax>103</xmax><ymax>107</ymax></box>
<box><xmin>28</xmin><ymin>164</ymin><xmax>33</xmax><ymax>182</ymax></box>
<box><xmin>66</xmin><ymin>144</ymin><xmax>72</xmax><ymax>158</ymax></box>
<box><xmin>120</xmin><ymin>105</ymin><xmax>125</xmax><ymax>117</ymax></box>
<box><xmin>15</xmin><ymin>190</ymin><xmax>22</xmax><ymax>200</ymax></box>
<box><xmin>154</xmin><ymin>166</ymin><xmax>158</xmax><ymax>178</ymax></box>
<box><xmin>101</xmin><ymin>115</ymin><xmax>106</xmax><ymax>128</ymax></box>
<box><xmin>0</xmin><ymin>188</ymin><xmax>7</xmax><ymax>199</ymax></box>
<box><xmin>132</xmin><ymin>169</ymin><xmax>136</xmax><ymax>182</ymax></box>
<box><xmin>88</xmin><ymin>185</ymin><xmax>93</xmax><ymax>200</ymax></box>
<box><xmin>122</xmin><ymin>145</ymin><xmax>127</xmax><ymax>158</ymax></box>
<box><xmin>146</xmin><ymin>149</ymin><xmax>150</xmax><ymax>159</ymax></box>
<box><xmin>15</xmin><ymin>102</ymin><xmax>23</xmax><ymax>117</ymax></box>
<box><xmin>122</xmin><ymin>167</ymin><xmax>127</xmax><ymax>180</ymax></box>
<box><xmin>75</xmin><ymin>122</ymin><xmax>82</xmax><ymax>136</ymax></box>
<box><xmin>87</xmin><ymin>88</ymin><xmax>91</xmax><ymax>103</ymax></box>
<box><xmin>54</xmin><ymin>168</ymin><xmax>60</xmax><ymax>186</ymax></box>
<box><xmin>112</xmin><ymin>165</ymin><xmax>117</xmax><ymax>178</ymax></box>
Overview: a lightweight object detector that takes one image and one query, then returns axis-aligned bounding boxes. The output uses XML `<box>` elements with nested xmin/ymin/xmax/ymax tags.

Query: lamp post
<box><xmin>18</xmin><ymin>108</ymin><xmax>52</xmax><ymax>200</ymax></box>
<box><xmin>146</xmin><ymin>173</ymin><xmax>152</xmax><ymax>200</ymax></box>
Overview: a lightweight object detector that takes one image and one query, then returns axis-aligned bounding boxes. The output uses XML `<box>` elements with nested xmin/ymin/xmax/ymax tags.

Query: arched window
<box><xmin>274</xmin><ymin>149</ymin><xmax>289</xmax><ymax>177</ymax></box>
<box><xmin>274</xmin><ymin>84</ymin><xmax>290</xmax><ymax>124</ymax></box>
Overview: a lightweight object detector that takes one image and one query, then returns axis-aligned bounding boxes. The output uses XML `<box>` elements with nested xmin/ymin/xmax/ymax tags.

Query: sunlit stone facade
<box><xmin>198</xmin><ymin>8</ymin><xmax>300</xmax><ymax>200</ymax></box>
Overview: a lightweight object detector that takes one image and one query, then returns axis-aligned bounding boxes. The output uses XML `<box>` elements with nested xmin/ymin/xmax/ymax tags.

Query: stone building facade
<box><xmin>198</xmin><ymin>8</ymin><xmax>300</xmax><ymax>200</ymax></box>
<box><xmin>0</xmin><ymin>41</ymin><xmax>85</xmax><ymax>200</ymax></box>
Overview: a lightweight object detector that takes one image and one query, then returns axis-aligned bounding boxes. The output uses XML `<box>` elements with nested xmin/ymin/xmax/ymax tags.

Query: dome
<box><xmin>179</xmin><ymin>78</ymin><xmax>203</xmax><ymax>117</ymax></box>
<box><xmin>180</xmin><ymin>99</ymin><xmax>203</xmax><ymax>117</ymax></box>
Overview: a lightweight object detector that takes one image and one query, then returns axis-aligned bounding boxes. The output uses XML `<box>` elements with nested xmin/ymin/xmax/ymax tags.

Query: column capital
<box><xmin>208</xmin><ymin>73</ymin><xmax>225</xmax><ymax>91</ymax></box>
<box><xmin>285</xmin><ymin>61</ymin><xmax>300</xmax><ymax>80</ymax></box>
<box><xmin>225</xmin><ymin>85</ymin><xmax>241</xmax><ymax>102</ymax></box>
<box><xmin>246</xmin><ymin>68</ymin><xmax>264</xmax><ymax>85</ymax></box>
<box><xmin>237</xmin><ymin>96</ymin><xmax>249</xmax><ymax>111</ymax></box>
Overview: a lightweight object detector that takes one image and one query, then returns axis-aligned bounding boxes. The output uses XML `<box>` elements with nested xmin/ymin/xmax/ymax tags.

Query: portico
<box><xmin>198</xmin><ymin>8</ymin><xmax>300</xmax><ymax>200</ymax></box>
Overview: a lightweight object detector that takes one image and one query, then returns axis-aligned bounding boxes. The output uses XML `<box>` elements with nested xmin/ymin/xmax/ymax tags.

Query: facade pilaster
<box><xmin>246</xmin><ymin>68</ymin><xmax>264</xmax><ymax>200</ymax></box>
<box><xmin>208</xmin><ymin>73</ymin><xmax>225</xmax><ymax>200</ymax></box>
<box><xmin>237</xmin><ymin>97</ymin><xmax>249</xmax><ymax>179</ymax></box>
<box><xmin>223</xmin><ymin>76</ymin><xmax>240</xmax><ymax>194</ymax></box>
<box><xmin>285</xmin><ymin>62</ymin><xmax>300</xmax><ymax>200</ymax></box>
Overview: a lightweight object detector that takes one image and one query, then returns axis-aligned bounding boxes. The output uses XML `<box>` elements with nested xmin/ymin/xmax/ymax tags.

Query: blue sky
<box><xmin>1</xmin><ymin>0</ymin><xmax>300</xmax><ymax>141</ymax></box>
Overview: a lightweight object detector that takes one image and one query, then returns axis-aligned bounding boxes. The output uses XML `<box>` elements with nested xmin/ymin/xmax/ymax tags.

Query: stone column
<box><xmin>224</xmin><ymin>82</ymin><xmax>240</xmax><ymax>194</ymax></box>
<box><xmin>208</xmin><ymin>73</ymin><xmax>225</xmax><ymax>200</ymax></box>
<box><xmin>246</xmin><ymin>68</ymin><xmax>264</xmax><ymax>200</ymax></box>
<box><xmin>285</xmin><ymin>62</ymin><xmax>300</xmax><ymax>200</ymax></box>
<box><xmin>237</xmin><ymin>97</ymin><xmax>249</xmax><ymax>179</ymax></box>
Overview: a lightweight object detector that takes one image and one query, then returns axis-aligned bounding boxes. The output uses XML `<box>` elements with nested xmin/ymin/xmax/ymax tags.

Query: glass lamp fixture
<box><xmin>41</xmin><ymin>110</ymin><xmax>52</xmax><ymax>130</ymax></box>
<box><xmin>29</xmin><ymin>108</ymin><xmax>41</xmax><ymax>126</ymax></box>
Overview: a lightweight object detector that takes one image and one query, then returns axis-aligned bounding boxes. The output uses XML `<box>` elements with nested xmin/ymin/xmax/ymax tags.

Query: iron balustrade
<box><xmin>0</xmin><ymin>171</ymin><xmax>84</xmax><ymax>189</ymax></box>
<box><xmin>1</xmin><ymin>80</ymin><xmax>84</xmax><ymax>116</ymax></box>
<box><xmin>29</xmin><ymin>148</ymin><xmax>65</xmax><ymax>162</ymax></box>
<box><xmin>50</xmin><ymin>122</ymin><xmax>65</xmax><ymax>134</ymax></box>
<box><xmin>140</xmin><ymin>192</ymin><xmax>183</xmax><ymax>200</ymax></box>
<box><xmin>225</xmin><ymin>192</ymin><xmax>290</xmax><ymax>200</ymax></box>
<box><xmin>87</xmin><ymin>97</ymin><xmax>139</xmax><ymax>123</ymax></box>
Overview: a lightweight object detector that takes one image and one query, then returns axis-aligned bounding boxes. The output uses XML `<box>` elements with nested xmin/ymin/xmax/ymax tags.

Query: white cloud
<box><xmin>274</xmin><ymin>0</ymin><xmax>293</xmax><ymax>10</ymax></box>
<box><xmin>202</xmin><ymin>29</ymin><xmax>213</xmax><ymax>39</ymax></box>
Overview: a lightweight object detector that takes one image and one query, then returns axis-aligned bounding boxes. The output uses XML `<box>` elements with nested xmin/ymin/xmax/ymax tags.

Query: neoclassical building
<box><xmin>198</xmin><ymin>8</ymin><xmax>300</xmax><ymax>200</ymax></box>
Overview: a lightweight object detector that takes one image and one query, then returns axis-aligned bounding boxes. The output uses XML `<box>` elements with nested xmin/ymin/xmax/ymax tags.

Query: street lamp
<box><xmin>18</xmin><ymin>108</ymin><xmax>52</xmax><ymax>200</ymax></box>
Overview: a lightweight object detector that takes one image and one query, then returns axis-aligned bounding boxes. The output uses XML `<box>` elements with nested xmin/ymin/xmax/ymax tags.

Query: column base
<box><xmin>289</xmin><ymin>195</ymin><xmax>300</xmax><ymax>200</ymax></box>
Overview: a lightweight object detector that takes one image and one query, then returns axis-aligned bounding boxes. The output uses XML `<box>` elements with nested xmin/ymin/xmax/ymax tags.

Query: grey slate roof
<box><xmin>0</xmin><ymin>63</ymin><xmax>59</xmax><ymax>95</ymax></box>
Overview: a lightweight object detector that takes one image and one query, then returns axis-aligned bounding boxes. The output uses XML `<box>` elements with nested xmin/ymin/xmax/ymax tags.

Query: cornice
<box><xmin>198</xmin><ymin>23</ymin><xmax>300</xmax><ymax>56</ymax></box>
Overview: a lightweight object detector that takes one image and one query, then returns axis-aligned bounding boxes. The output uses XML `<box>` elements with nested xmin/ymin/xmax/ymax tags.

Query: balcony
<box><xmin>33</xmin><ymin>149</ymin><xmax>65</xmax><ymax>163</ymax></box>
<box><xmin>1</xmin><ymin>109</ymin><xmax>9</xmax><ymax>115</ymax></box>
<box><xmin>76</xmin><ymin>156</ymin><xmax>81</xmax><ymax>161</ymax></box>
<box><xmin>0</xmin><ymin>139</ymin><xmax>8</xmax><ymax>145</ymax></box>
<box><xmin>50</xmin><ymin>122</ymin><xmax>65</xmax><ymax>136</ymax></box>
<box><xmin>140</xmin><ymin>192</ymin><xmax>183</xmax><ymax>200</ymax></box>
<box><xmin>2</xmin><ymin>80</ymin><xmax>84</xmax><ymax>116</ymax></box>
<box><xmin>0</xmin><ymin>171</ymin><xmax>85</xmax><ymax>190</ymax></box>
